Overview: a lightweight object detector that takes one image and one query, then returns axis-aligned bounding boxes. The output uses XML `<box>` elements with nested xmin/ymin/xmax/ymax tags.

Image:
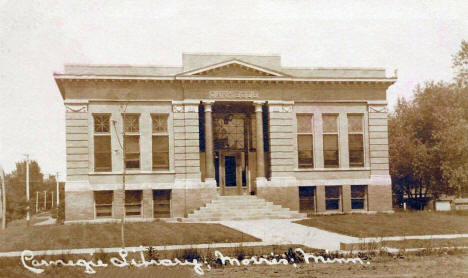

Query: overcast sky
<box><xmin>1</xmin><ymin>0</ymin><xmax>467</xmax><ymax>178</ymax></box>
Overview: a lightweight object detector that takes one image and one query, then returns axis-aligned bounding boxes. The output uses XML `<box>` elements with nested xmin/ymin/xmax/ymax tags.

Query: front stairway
<box><xmin>184</xmin><ymin>195</ymin><xmax>307</xmax><ymax>221</ymax></box>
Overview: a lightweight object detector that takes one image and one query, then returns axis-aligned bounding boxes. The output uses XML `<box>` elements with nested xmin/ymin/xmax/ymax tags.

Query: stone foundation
<box><xmin>65</xmin><ymin>191</ymin><xmax>94</xmax><ymax>221</ymax></box>
<box><xmin>257</xmin><ymin>186</ymin><xmax>299</xmax><ymax>211</ymax></box>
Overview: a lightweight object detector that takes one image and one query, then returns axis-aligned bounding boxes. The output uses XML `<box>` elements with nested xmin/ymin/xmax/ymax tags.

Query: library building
<box><xmin>55</xmin><ymin>53</ymin><xmax>396</xmax><ymax>222</ymax></box>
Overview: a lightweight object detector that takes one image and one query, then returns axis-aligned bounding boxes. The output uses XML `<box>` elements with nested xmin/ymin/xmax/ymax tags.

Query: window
<box><xmin>152</xmin><ymin>114</ymin><xmax>169</xmax><ymax>170</ymax></box>
<box><xmin>351</xmin><ymin>185</ymin><xmax>367</xmax><ymax>210</ymax></box>
<box><xmin>325</xmin><ymin>186</ymin><xmax>341</xmax><ymax>210</ymax></box>
<box><xmin>297</xmin><ymin>115</ymin><xmax>314</xmax><ymax>168</ymax></box>
<box><xmin>123</xmin><ymin>114</ymin><xmax>140</xmax><ymax>169</ymax></box>
<box><xmin>323</xmin><ymin>114</ymin><xmax>339</xmax><ymax>168</ymax></box>
<box><xmin>348</xmin><ymin>114</ymin><xmax>364</xmax><ymax>167</ymax></box>
<box><xmin>125</xmin><ymin>190</ymin><xmax>142</xmax><ymax>216</ymax></box>
<box><xmin>93</xmin><ymin>114</ymin><xmax>112</xmax><ymax>172</ymax></box>
<box><xmin>153</xmin><ymin>190</ymin><xmax>171</xmax><ymax>218</ymax></box>
<box><xmin>299</xmin><ymin>186</ymin><xmax>316</xmax><ymax>213</ymax></box>
<box><xmin>94</xmin><ymin>191</ymin><xmax>113</xmax><ymax>218</ymax></box>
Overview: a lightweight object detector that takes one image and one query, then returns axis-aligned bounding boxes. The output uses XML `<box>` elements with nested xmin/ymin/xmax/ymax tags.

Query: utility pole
<box><xmin>36</xmin><ymin>192</ymin><xmax>39</xmax><ymax>213</ymax></box>
<box><xmin>1</xmin><ymin>164</ymin><xmax>6</xmax><ymax>229</ymax></box>
<box><xmin>44</xmin><ymin>191</ymin><xmax>47</xmax><ymax>210</ymax></box>
<box><xmin>56</xmin><ymin>172</ymin><xmax>60</xmax><ymax>207</ymax></box>
<box><xmin>113</xmin><ymin>115</ymin><xmax>126</xmax><ymax>249</ymax></box>
<box><xmin>51</xmin><ymin>191</ymin><xmax>54</xmax><ymax>208</ymax></box>
<box><xmin>24</xmin><ymin>154</ymin><xmax>30</xmax><ymax>226</ymax></box>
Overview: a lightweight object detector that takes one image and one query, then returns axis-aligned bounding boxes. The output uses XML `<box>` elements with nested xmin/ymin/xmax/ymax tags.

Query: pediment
<box><xmin>178</xmin><ymin>59</ymin><xmax>288</xmax><ymax>77</ymax></box>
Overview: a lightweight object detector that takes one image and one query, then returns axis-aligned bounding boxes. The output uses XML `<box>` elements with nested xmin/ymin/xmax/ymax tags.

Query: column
<box><xmin>203</xmin><ymin>101</ymin><xmax>215</xmax><ymax>181</ymax></box>
<box><xmin>254</xmin><ymin>101</ymin><xmax>266</xmax><ymax>179</ymax></box>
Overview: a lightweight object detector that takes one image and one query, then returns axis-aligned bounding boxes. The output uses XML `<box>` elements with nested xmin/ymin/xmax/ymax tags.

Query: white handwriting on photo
<box><xmin>21</xmin><ymin>248</ymin><xmax>368</xmax><ymax>275</ymax></box>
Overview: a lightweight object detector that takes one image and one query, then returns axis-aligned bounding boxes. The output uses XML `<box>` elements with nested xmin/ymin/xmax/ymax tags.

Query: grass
<box><xmin>295</xmin><ymin>211</ymin><xmax>468</xmax><ymax>237</ymax></box>
<box><xmin>341</xmin><ymin>238</ymin><xmax>468</xmax><ymax>252</ymax></box>
<box><xmin>0</xmin><ymin>222</ymin><xmax>259</xmax><ymax>252</ymax></box>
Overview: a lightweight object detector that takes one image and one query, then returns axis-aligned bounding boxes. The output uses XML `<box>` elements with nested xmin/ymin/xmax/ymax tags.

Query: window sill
<box><xmin>294</xmin><ymin>167</ymin><xmax>370</xmax><ymax>172</ymax></box>
<box><xmin>90</xmin><ymin>170</ymin><xmax>175</xmax><ymax>175</ymax></box>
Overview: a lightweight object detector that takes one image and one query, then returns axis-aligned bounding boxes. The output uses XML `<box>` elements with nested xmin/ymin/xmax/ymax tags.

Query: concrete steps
<box><xmin>184</xmin><ymin>195</ymin><xmax>307</xmax><ymax>221</ymax></box>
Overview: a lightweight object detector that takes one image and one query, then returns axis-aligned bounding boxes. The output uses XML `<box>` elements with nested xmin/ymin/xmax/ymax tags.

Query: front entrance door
<box><xmin>224</xmin><ymin>156</ymin><xmax>237</xmax><ymax>187</ymax></box>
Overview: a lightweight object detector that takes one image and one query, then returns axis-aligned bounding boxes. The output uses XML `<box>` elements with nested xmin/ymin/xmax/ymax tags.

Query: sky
<box><xmin>0</xmin><ymin>0</ymin><xmax>467</xmax><ymax>179</ymax></box>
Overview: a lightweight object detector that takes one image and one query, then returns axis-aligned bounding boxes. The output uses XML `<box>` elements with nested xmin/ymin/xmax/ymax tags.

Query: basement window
<box><xmin>153</xmin><ymin>190</ymin><xmax>171</xmax><ymax>218</ymax></box>
<box><xmin>94</xmin><ymin>191</ymin><xmax>113</xmax><ymax>218</ymax></box>
<box><xmin>351</xmin><ymin>185</ymin><xmax>367</xmax><ymax>210</ymax></box>
<box><xmin>125</xmin><ymin>190</ymin><xmax>142</xmax><ymax>217</ymax></box>
<box><xmin>325</xmin><ymin>186</ymin><xmax>342</xmax><ymax>211</ymax></box>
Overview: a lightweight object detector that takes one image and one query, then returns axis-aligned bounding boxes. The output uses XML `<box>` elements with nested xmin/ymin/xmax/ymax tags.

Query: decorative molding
<box><xmin>369</xmin><ymin>105</ymin><xmax>388</xmax><ymax>113</ymax></box>
<box><xmin>184</xmin><ymin>105</ymin><xmax>199</xmax><ymax>113</ymax></box>
<box><xmin>268</xmin><ymin>102</ymin><xmax>293</xmax><ymax>113</ymax></box>
<box><xmin>65</xmin><ymin>104</ymin><xmax>88</xmax><ymax>113</ymax></box>
<box><xmin>172</xmin><ymin>104</ymin><xmax>184</xmax><ymax>113</ymax></box>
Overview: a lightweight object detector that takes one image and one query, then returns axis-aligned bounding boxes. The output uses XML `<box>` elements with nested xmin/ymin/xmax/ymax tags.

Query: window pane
<box><xmin>94</xmin><ymin>115</ymin><xmax>110</xmax><ymax>133</ymax></box>
<box><xmin>326</xmin><ymin>200</ymin><xmax>340</xmax><ymax>210</ymax></box>
<box><xmin>325</xmin><ymin>186</ymin><xmax>341</xmax><ymax>211</ymax></box>
<box><xmin>351</xmin><ymin>199</ymin><xmax>364</xmax><ymax>210</ymax></box>
<box><xmin>298</xmin><ymin>135</ymin><xmax>313</xmax><ymax>167</ymax></box>
<box><xmin>123</xmin><ymin>114</ymin><xmax>139</xmax><ymax>132</ymax></box>
<box><xmin>351</xmin><ymin>185</ymin><xmax>366</xmax><ymax>198</ymax></box>
<box><xmin>299</xmin><ymin>186</ymin><xmax>315</xmax><ymax>213</ymax></box>
<box><xmin>125</xmin><ymin>136</ymin><xmax>140</xmax><ymax>153</ymax></box>
<box><xmin>323</xmin><ymin>115</ymin><xmax>338</xmax><ymax>133</ymax></box>
<box><xmin>325</xmin><ymin>186</ymin><xmax>341</xmax><ymax>199</ymax></box>
<box><xmin>297</xmin><ymin>115</ymin><xmax>313</xmax><ymax>133</ymax></box>
<box><xmin>323</xmin><ymin>134</ymin><xmax>339</xmax><ymax>167</ymax></box>
<box><xmin>153</xmin><ymin>136</ymin><xmax>169</xmax><ymax>169</ymax></box>
<box><xmin>94</xmin><ymin>136</ymin><xmax>111</xmax><ymax>171</ymax></box>
<box><xmin>152</xmin><ymin>114</ymin><xmax>168</xmax><ymax>133</ymax></box>
<box><xmin>94</xmin><ymin>191</ymin><xmax>113</xmax><ymax>204</ymax></box>
<box><xmin>153</xmin><ymin>190</ymin><xmax>171</xmax><ymax>218</ymax></box>
<box><xmin>348</xmin><ymin>115</ymin><xmax>363</xmax><ymax>132</ymax></box>
<box><xmin>349</xmin><ymin>134</ymin><xmax>364</xmax><ymax>167</ymax></box>
<box><xmin>125</xmin><ymin>190</ymin><xmax>142</xmax><ymax>203</ymax></box>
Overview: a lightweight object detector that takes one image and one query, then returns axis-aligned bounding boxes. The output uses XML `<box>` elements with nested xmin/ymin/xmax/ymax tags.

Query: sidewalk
<box><xmin>219</xmin><ymin>219</ymin><xmax>357</xmax><ymax>250</ymax></box>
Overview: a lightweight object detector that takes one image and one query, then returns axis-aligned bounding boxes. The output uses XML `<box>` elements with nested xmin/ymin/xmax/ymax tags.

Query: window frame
<box><xmin>93</xmin><ymin>114</ymin><xmax>112</xmax><ymax>172</ymax></box>
<box><xmin>325</xmin><ymin>185</ymin><xmax>342</xmax><ymax>211</ymax></box>
<box><xmin>122</xmin><ymin>114</ymin><xmax>141</xmax><ymax>170</ymax></box>
<box><xmin>151</xmin><ymin>114</ymin><xmax>170</xmax><ymax>171</ymax></box>
<box><xmin>94</xmin><ymin>190</ymin><xmax>113</xmax><ymax>218</ymax></box>
<box><xmin>351</xmin><ymin>185</ymin><xmax>367</xmax><ymax>210</ymax></box>
<box><xmin>125</xmin><ymin>190</ymin><xmax>142</xmax><ymax>217</ymax></box>
<box><xmin>299</xmin><ymin>186</ymin><xmax>316</xmax><ymax>214</ymax></box>
<box><xmin>322</xmin><ymin>114</ymin><xmax>340</xmax><ymax>168</ymax></box>
<box><xmin>296</xmin><ymin>114</ymin><xmax>314</xmax><ymax>168</ymax></box>
<box><xmin>347</xmin><ymin>114</ymin><xmax>365</xmax><ymax>168</ymax></box>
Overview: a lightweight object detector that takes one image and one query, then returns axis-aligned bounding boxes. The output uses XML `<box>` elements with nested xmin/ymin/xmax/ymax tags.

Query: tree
<box><xmin>452</xmin><ymin>40</ymin><xmax>468</xmax><ymax>87</ymax></box>
<box><xmin>5</xmin><ymin>160</ymin><xmax>44</xmax><ymax>221</ymax></box>
<box><xmin>389</xmin><ymin>82</ymin><xmax>468</xmax><ymax>209</ymax></box>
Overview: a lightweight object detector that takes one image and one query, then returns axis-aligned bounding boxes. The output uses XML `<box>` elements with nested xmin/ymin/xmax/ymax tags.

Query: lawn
<box><xmin>342</xmin><ymin>238</ymin><xmax>468</xmax><ymax>251</ymax></box>
<box><xmin>0</xmin><ymin>222</ymin><xmax>259</xmax><ymax>252</ymax></box>
<box><xmin>295</xmin><ymin>211</ymin><xmax>468</xmax><ymax>237</ymax></box>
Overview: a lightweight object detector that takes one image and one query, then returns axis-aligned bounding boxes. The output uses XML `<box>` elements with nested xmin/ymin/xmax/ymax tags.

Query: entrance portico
<box><xmin>202</xmin><ymin>101</ymin><xmax>268</xmax><ymax>195</ymax></box>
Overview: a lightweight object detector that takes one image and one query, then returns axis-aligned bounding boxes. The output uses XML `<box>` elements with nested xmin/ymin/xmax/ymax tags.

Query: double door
<box><xmin>216</xmin><ymin>151</ymin><xmax>249</xmax><ymax>195</ymax></box>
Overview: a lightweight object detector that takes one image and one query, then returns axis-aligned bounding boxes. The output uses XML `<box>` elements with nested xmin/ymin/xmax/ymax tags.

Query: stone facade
<box><xmin>55</xmin><ymin>54</ymin><xmax>396</xmax><ymax>222</ymax></box>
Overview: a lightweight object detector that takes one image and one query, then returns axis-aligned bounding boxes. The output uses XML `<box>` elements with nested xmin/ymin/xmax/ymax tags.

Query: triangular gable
<box><xmin>177</xmin><ymin>59</ymin><xmax>289</xmax><ymax>77</ymax></box>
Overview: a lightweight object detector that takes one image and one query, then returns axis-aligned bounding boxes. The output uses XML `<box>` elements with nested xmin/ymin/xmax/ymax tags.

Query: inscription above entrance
<box><xmin>209</xmin><ymin>91</ymin><xmax>259</xmax><ymax>99</ymax></box>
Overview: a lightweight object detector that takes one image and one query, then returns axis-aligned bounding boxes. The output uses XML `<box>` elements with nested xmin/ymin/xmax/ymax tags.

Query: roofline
<box><xmin>282</xmin><ymin>66</ymin><xmax>387</xmax><ymax>71</ymax></box>
<box><xmin>182</xmin><ymin>52</ymin><xmax>281</xmax><ymax>57</ymax></box>
<box><xmin>54</xmin><ymin>73</ymin><xmax>396</xmax><ymax>83</ymax></box>
<box><xmin>176</xmin><ymin>58</ymin><xmax>290</xmax><ymax>77</ymax></box>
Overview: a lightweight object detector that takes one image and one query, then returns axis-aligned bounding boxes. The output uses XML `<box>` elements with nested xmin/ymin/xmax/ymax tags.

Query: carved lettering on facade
<box><xmin>209</xmin><ymin>91</ymin><xmax>259</xmax><ymax>99</ymax></box>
